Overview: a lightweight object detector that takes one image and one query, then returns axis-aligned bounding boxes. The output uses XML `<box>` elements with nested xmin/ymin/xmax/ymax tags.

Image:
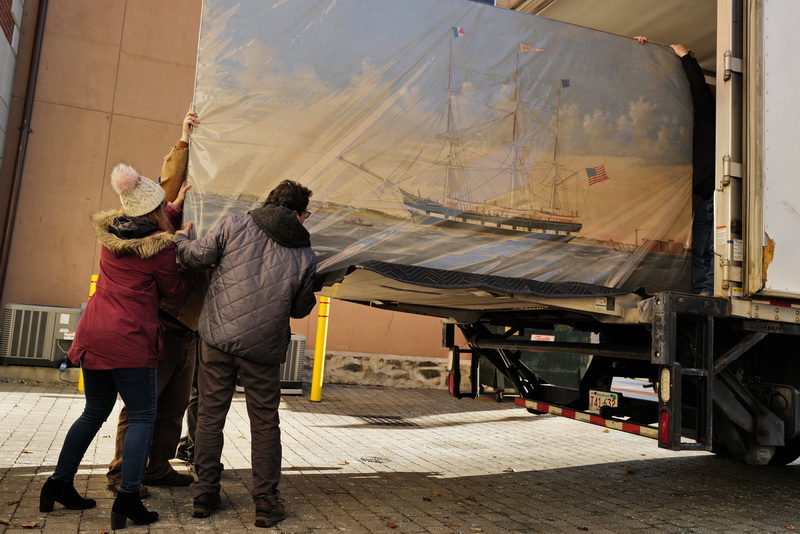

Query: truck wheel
<box><xmin>767</xmin><ymin>437</ymin><xmax>800</xmax><ymax>466</ymax></box>
<box><xmin>713</xmin><ymin>415</ymin><xmax>774</xmax><ymax>465</ymax></box>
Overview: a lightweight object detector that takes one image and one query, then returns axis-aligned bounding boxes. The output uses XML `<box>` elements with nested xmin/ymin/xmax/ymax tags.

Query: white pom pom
<box><xmin>110</xmin><ymin>163</ymin><xmax>141</xmax><ymax>195</ymax></box>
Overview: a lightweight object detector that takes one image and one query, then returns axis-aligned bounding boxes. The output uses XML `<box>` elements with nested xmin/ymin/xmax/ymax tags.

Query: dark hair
<box><xmin>263</xmin><ymin>180</ymin><xmax>312</xmax><ymax>212</ymax></box>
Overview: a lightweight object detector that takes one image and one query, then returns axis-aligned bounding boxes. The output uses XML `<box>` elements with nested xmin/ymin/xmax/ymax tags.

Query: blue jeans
<box><xmin>692</xmin><ymin>197</ymin><xmax>714</xmax><ymax>295</ymax></box>
<box><xmin>52</xmin><ymin>367</ymin><xmax>157</xmax><ymax>493</ymax></box>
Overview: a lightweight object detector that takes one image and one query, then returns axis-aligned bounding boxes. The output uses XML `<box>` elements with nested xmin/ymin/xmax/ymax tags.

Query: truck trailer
<box><xmin>331</xmin><ymin>0</ymin><xmax>800</xmax><ymax>466</ymax></box>
<box><xmin>190</xmin><ymin>0</ymin><xmax>800</xmax><ymax>465</ymax></box>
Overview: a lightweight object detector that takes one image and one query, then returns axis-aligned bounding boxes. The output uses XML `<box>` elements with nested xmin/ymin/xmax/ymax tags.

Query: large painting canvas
<box><xmin>189</xmin><ymin>0</ymin><xmax>694</xmax><ymax>293</ymax></box>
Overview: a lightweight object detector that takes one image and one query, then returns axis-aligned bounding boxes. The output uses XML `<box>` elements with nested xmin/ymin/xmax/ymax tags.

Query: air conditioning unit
<box><xmin>0</xmin><ymin>304</ymin><xmax>82</xmax><ymax>367</ymax></box>
<box><xmin>280</xmin><ymin>333</ymin><xmax>306</xmax><ymax>395</ymax></box>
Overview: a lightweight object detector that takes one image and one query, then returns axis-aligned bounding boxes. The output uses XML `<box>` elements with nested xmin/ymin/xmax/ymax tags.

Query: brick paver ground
<box><xmin>0</xmin><ymin>380</ymin><xmax>798</xmax><ymax>533</ymax></box>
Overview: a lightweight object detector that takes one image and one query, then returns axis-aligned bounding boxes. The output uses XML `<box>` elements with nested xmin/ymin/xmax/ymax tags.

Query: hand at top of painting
<box><xmin>669</xmin><ymin>44</ymin><xmax>690</xmax><ymax>58</ymax></box>
<box><xmin>635</xmin><ymin>35</ymin><xmax>691</xmax><ymax>58</ymax></box>
<box><xmin>181</xmin><ymin>105</ymin><xmax>200</xmax><ymax>143</ymax></box>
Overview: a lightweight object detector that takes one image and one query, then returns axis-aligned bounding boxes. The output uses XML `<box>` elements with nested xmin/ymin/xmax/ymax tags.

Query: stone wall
<box><xmin>304</xmin><ymin>351</ymin><xmax>472</xmax><ymax>390</ymax></box>
<box><xmin>0</xmin><ymin>350</ymin><xmax>476</xmax><ymax>392</ymax></box>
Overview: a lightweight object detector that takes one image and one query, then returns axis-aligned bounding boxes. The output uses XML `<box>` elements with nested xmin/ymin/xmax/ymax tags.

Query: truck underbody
<box><xmin>323</xmin><ymin>261</ymin><xmax>800</xmax><ymax>465</ymax></box>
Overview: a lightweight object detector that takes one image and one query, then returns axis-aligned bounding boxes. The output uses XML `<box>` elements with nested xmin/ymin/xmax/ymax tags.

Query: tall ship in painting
<box><xmin>337</xmin><ymin>35</ymin><xmax>594</xmax><ymax>242</ymax></box>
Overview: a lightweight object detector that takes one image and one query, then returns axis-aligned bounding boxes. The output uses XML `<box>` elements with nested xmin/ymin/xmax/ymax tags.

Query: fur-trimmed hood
<box><xmin>91</xmin><ymin>209</ymin><xmax>175</xmax><ymax>259</ymax></box>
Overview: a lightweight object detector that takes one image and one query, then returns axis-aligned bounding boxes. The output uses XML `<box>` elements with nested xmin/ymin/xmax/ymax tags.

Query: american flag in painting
<box><xmin>586</xmin><ymin>164</ymin><xmax>609</xmax><ymax>186</ymax></box>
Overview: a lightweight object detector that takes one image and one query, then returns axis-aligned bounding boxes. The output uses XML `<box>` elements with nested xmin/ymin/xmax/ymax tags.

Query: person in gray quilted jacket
<box><xmin>174</xmin><ymin>180</ymin><xmax>316</xmax><ymax>528</ymax></box>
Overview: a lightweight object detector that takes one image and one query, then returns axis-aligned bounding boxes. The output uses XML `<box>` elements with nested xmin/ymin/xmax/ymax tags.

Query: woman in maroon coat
<box><xmin>39</xmin><ymin>163</ymin><xmax>191</xmax><ymax>530</ymax></box>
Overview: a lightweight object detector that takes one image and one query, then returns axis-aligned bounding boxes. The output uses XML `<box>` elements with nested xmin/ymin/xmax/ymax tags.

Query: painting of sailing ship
<box><xmin>189</xmin><ymin>0</ymin><xmax>695</xmax><ymax>292</ymax></box>
<box><xmin>333</xmin><ymin>39</ymin><xmax>593</xmax><ymax>242</ymax></box>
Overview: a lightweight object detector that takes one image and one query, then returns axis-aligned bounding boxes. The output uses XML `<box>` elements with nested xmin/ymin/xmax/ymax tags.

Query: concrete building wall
<box><xmin>0</xmin><ymin>0</ymin><xmax>458</xmax><ymax>377</ymax></box>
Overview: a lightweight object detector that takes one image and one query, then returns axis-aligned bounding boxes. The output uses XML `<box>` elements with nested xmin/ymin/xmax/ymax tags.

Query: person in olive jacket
<box><xmin>40</xmin><ymin>163</ymin><xmax>192</xmax><ymax>530</ymax></box>
<box><xmin>174</xmin><ymin>179</ymin><xmax>316</xmax><ymax>528</ymax></box>
<box><xmin>106</xmin><ymin>107</ymin><xmax>202</xmax><ymax>494</ymax></box>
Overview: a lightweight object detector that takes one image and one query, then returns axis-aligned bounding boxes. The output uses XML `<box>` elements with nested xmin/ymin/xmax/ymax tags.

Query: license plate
<box><xmin>588</xmin><ymin>390</ymin><xmax>619</xmax><ymax>414</ymax></box>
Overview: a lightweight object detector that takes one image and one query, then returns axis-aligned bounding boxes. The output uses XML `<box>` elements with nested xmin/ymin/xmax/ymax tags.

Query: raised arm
<box><xmin>160</xmin><ymin>105</ymin><xmax>199</xmax><ymax>202</ymax></box>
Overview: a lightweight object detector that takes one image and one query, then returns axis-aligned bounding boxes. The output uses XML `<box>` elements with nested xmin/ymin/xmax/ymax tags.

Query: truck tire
<box><xmin>767</xmin><ymin>437</ymin><xmax>800</xmax><ymax>466</ymax></box>
<box><xmin>712</xmin><ymin>414</ymin><xmax>775</xmax><ymax>465</ymax></box>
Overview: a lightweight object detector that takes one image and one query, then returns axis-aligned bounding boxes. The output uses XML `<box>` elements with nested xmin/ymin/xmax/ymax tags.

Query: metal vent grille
<box><xmin>358</xmin><ymin>415</ymin><xmax>418</xmax><ymax>427</ymax></box>
<box><xmin>0</xmin><ymin>304</ymin><xmax>82</xmax><ymax>365</ymax></box>
<box><xmin>280</xmin><ymin>334</ymin><xmax>305</xmax><ymax>383</ymax></box>
<box><xmin>1</xmin><ymin>306</ymin><xmax>52</xmax><ymax>361</ymax></box>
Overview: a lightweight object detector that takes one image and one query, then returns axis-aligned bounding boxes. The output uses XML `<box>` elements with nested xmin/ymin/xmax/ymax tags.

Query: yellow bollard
<box><xmin>89</xmin><ymin>274</ymin><xmax>98</xmax><ymax>298</ymax></box>
<box><xmin>77</xmin><ymin>364</ymin><xmax>85</xmax><ymax>392</ymax></box>
<box><xmin>77</xmin><ymin>274</ymin><xmax>99</xmax><ymax>392</ymax></box>
<box><xmin>309</xmin><ymin>296</ymin><xmax>330</xmax><ymax>402</ymax></box>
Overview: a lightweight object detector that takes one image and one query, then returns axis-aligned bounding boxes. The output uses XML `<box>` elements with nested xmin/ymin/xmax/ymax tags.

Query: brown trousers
<box><xmin>190</xmin><ymin>341</ymin><xmax>282</xmax><ymax>503</ymax></box>
<box><xmin>106</xmin><ymin>329</ymin><xmax>196</xmax><ymax>484</ymax></box>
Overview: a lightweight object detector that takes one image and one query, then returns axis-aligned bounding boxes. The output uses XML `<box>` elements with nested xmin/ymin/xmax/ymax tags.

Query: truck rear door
<box><xmin>741</xmin><ymin>0</ymin><xmax>800</xmax><ymax>300</ymax></box>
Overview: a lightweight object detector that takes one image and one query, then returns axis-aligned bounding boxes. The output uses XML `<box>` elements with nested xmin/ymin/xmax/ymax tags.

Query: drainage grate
<box><xmin>358</xmin><ymin>415</ymin><xmax>418</xmax><ymax>427</ymax></box>
<box><xmin>360</xmin><ymin>456</ymin><xmax>391</xmax><ymax>464</ymax></box>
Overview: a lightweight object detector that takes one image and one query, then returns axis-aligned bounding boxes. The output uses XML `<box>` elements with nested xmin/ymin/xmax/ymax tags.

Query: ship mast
<box><xmin>549</xmin><ymin>81</ymin><xmax>565</xmax><ymax>212</ymax></box>
<box><xmin>509</xmin><ymin>53</ymin><xmax>524</xmax><ymax>211</ymax></box>
<box><xmin>443</xmin><ymin>40</ymin><xmax>456</xmax><ymax>204</ymax></box>
<box><xmin>440</xmin><ymin>39</ymin><xmax>467</xmax><ymax>207</ymax></box>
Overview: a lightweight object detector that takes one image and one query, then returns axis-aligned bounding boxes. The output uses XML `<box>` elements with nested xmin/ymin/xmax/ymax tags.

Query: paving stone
<box><xmin>0</xmin><ymin>381</ymin><xmax>799</xmax><ymax>533</ymax></box>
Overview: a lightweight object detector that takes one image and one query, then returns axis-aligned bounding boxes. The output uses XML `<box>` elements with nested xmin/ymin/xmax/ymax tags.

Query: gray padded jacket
<box><xmin>175</xmin><ymin>205</ymin><xmax>317</xmax><ymax>364</ymax></box>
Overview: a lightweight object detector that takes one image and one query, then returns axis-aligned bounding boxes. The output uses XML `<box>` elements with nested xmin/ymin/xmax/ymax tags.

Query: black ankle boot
<box><xmin>110</xmin><ymin>490</ymin><xmax>159</xmax><ymax>529</ymax></box>
<box><xmin>39</xmin><ymin>477</ymin><xmax>96</xmax><ymax>512</ymax></box>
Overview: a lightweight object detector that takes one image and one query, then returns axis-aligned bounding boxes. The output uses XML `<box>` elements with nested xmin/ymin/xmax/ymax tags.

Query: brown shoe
<box><xmin>106</xmin><ymin>484</ymin><xmax>151</xmax><ymax>499</ymax></box>
<box><xmin>254</xmin><ymin>499</ymin><xmax>286</xmax><ymax>528</ymax></box>
<box><xmin>142</xmin><ymin>470</ymin><xmax>194</xmax><ymax>486</ymax></box>
<box><xmin>192</xmin><ymin>494</ymin><xmax>221</xmax><ymax>518</ymax></box>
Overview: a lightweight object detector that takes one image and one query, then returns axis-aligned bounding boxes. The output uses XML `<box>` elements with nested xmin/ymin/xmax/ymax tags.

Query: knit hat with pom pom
<box><xmin>110</xmin><ymin>163</ymin><xmax>165</xmax><ymax>217</ymax></box>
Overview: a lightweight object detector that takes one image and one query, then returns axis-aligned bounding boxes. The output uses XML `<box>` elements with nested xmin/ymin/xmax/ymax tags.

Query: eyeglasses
<box><xmin>302</xmin><ymin>210</ymin><xmax>311</xmax><ymax>219</ymax></box>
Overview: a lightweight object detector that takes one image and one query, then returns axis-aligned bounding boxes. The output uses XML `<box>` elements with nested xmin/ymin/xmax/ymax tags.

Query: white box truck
<box><xmin>191</xmin><ymin>0</ymin><xmax>800</xmax><ymax>464</ymax></box>
<box><xmin>326</xmin><ymin>0</ymin><xmax>800</xmax><ymax>465</ymax></box>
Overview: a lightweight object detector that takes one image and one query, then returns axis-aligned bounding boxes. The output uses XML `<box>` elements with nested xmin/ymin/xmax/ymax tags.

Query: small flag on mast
<box><xmin>586</xmin><ymin>165</ymin><xmax>609</xmax><ymax>186</ymax></box>
<box><xmin>453</xmin><ymin>26</ymin><xmax>466</xmax><ymax>38</ymax></box>
<box><xmin>518</xmin><ymin>42</ymin><xmax>545</xmax><ymax>53</ymax></box>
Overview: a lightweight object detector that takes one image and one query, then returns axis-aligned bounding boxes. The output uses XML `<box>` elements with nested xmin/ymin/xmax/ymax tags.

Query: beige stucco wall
<box><xmin>0</xmin><ymin>0</ymin><xmax>460</xmax><ymax>367</ymax></box>
<box><xmin>291</xmin><ymin>299</ymin><xmax>459</xmax><ymax>359</ymax></box>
